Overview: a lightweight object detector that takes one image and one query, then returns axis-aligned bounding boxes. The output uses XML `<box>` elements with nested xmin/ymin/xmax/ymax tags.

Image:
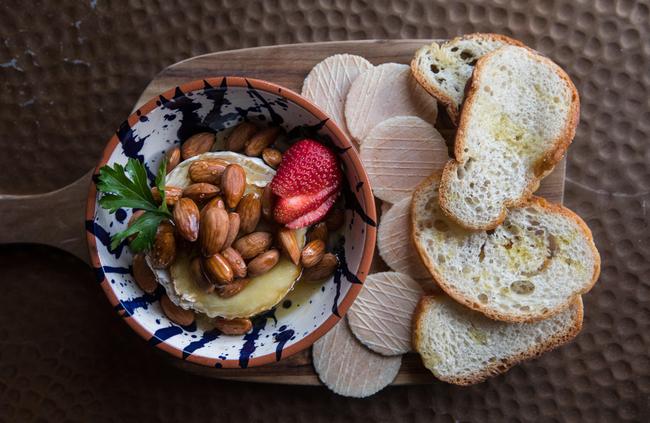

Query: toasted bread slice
<box><xmin>411</xmin><ymin>33</ymin><xmax>523</xmax><ymax>124</ymax></box>
<box><xmin>438</xmin><ymin>45</ymin><xmax>580</xmax><ymax>230</ymax></box>
<box><xmin>413</xmin><ymin>295</ymin><xmax>583</xmax><ymax>385</ymax></box>
<box><xmin>411</xmin><ymin>173</ymin><xmax>600</xmax><ymax>322</ymax></box>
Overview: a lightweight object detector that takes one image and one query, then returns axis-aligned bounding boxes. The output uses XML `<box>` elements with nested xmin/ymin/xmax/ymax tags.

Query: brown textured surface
<box><xmin>0</xmin><ymin>0</ymin><xmax>648</xmax><ymax>422</ymax></box>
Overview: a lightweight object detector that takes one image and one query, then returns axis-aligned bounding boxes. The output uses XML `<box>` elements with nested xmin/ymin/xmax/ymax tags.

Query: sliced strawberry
<box><xmin>270</xmin><ymin>139</ymin><xmax>342</xmax><ymax>198</ymax></box>
<box><xmin>285</xmin><ymin>192</ymin><xmax>339</xmax><ymax>229</ymax></box>
<box><xmin>273</xmin><ymin>184</ymin><xmax>339</xmax><ymax>224</ymax></box>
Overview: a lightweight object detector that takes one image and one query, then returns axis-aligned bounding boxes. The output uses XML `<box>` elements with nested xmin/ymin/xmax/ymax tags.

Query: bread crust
<box><xmin>411</xmin><ymin>173</ymin><xmax>600</xmax><ymax>323</ymax></box>
<box><xmin>411</xmin><ymin>295</ymin><xmax>431</xmax><ymax>365</ymax></box>
<box><xmin>412</xmin><ymin>295</ymin><xmax>584</xmax><ymax>385</ymax></box>
<box><xmin>410</xmin><ymin>33</ymin><xmax>524</xmax><ymax>125</ymax></box>
<box><xmin>438</xmin><ymin>45</ymin><xmax>581</xmax><ymax>231</ymax></box>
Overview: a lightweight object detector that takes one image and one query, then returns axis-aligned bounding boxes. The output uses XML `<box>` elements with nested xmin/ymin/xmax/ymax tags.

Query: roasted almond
<box><xmin>325</xmin><ymin>208</ymin><xmax>345</xmax><ymax>231</ymax></box>
<box><xmin>128</xmin><ymin>210</ymin><xmax>146</xmax><ymax>242</ymax></box>
<box><xmin>189</xmin><ymin>159</ymin><xmax>228</xmax><ymax>184</ymax></box>
<box><xmin>173</xmin><ymin>198</ymin><xmax>200</xmax><ymax>241</ymax></box>
<box><xmin>262</xmin><ymin>148</ymin><xmax>282</xmax><ymax>169</ymax></box>
<box><xmin>244</xmin><ymin>126</ymin><xmax>282</xmax><ymax>157</ymax></box>
<box><xmin>202</xmin><ymin>253</ymin><xmax>234</xmax><ymax>285</ymax></box>
<box><xmin>302</xmin><ymin>252</ymin><xmax>338</xmax><ymax>282</ymax></box>
<box><xmin>221</xmin><ymin>164</ymin><xmax>246</xmax><ymax>208</ymax></box>
<box><xmin>150</xmin><ymin>221</ymin><xmax>176</xmax><ymax>268</ymax></box>
<box><xmin>190</xmin><ymin>256</ymin><xmax>214</xmax><ymax>293</ymax></box>
<box><xmin>183</xmin><ymin>183</ymin><xmax>220</xmax><ymax>203</ymax></box>
<box><xmin>160</xmin><ymin>294</ymin><xmax>195</xmax><ymax>326</ymax></box>
<box><xmin>277</xmin><ymin>227</ymin><xmax>300</xmax><ymax>265</ymax></box>
<box><xmin>128</xmin><ymin>209</ymin><xmax>146</xmax><ymax>227</ymax></box>
<box><xmin>201</xmin><ymin>196</ymin><xmax>225</xmax><ymax>218</ymax></box>
<box><xmin>165</xmin><ymin>147</ymin><xmax>181</xmax><ymax>174</ymax></box>
<box><xmin>200</xmin><ymin>207</ymin><xmax>230</xmax><ymax>256</ymax></box>
<box><xmin>301</xmin><ymin>239</ymin><xmax>326</xmax><ymax>268</ymax></box>
<box><xmin>221</xmin><ymin>247</ymin><xmax>247</xmax><ymax>278</ymax></box>
<box><xmin>181</xmin><ymin>132</ymin><xmax>215</xmax><ymax>160</ymax></box>
<box><xmin>261</xmin><ymin>184</ymin><xmax>275</xmax><ymax>221</ymax></box>
<box><xmin>237</xmin><ymin>192</ymin><xmax>262</xmax><ymax>234</ymax></box>
<box><xmin>214</xmin><ymin>317</ymin><xmax>253</xmax><ymax>335</ymax></box>
<box><xmin>226</xmin><ymin>122</ymin><xmax>258</xmax><ymax>152</ymax></box>
<box><xmin>308</xmin><ymin>222</ymin><xmax>329</xmax><ymax>243</ymax></box>
<box><xmin>132</xmin><ymin>253</ymin><xmax>158</xmax><ymax>294</ymax></box>
<box><xmin>223</xmin><ymin>212</ymin><xmax>240</xmax><ymax>250</ymax></box>
<box><xmin>151</xmin><ymin>187</ymin><xmax>161</xmax><ymax>203</ymax></box>
<box><xmin>233</xmin><ymin>231</ymin><xmax>272</xmax><ymax>259</ymax></box>
<box><xmin>248</xmin><ymin>249</ymin><xmax>280</xmax><ymax>277</ymax></box>
<box><xmin>216</xmin><ymin>278</ymin><xmax>251</xmax><ymax>298</ymax></box>
<box><xmin>152</xmin><ymin>186</ymin><xmax>183</xmax><ymax>206</ymax></box>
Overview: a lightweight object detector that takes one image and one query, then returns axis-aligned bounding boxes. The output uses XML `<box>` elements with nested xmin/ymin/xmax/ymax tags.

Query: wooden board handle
<box><xmin>0</xmin><ymin>170</ymin><xmax>93</xmax><ymax>265</ymax></box>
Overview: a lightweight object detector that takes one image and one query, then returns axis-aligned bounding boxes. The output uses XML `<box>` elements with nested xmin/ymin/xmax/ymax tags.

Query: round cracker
<box><xmin>348</xmin><ymin>272</ymin><xmax>423</xmax><ymax>355</ymax></box>
<box><xmin>313</xmin><ymin>318</ymin><xmax>401</xmax><ymax>398</ymax></box>
<box><xmin>344</xmin><ymin>63</ymin><xmax>438</xmax><ymax>143</ymax></box>
<box><xmin>378</xmin><ymin>196</ymin><xmax>431</xmax><ymax>279</ymax></box>
<box><xmin>301</xmin><ymin>54</ymin><xmax>373</xmax><ymax>136</ymax></box>
<box><xmin>361</xmin><ymin>116</ymin><xmax>449</xmax><ymax>203</ymax></box>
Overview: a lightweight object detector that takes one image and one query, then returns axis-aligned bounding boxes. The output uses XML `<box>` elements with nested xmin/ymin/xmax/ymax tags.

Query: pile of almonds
<box><xmin>131</xmin><ymin>123</ymin><xmax>343</xmax><ymax>335</ymax></box>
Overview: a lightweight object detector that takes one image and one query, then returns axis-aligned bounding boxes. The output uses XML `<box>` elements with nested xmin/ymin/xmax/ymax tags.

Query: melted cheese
<box><xmin>151</xmin><ymin>152</ymin><xmax>306</xmax><ymax>318</ymax></box>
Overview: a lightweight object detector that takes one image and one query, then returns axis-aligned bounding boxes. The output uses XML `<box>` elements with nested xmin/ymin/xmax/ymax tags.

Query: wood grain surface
<box><xmin>0</xmin><ymin>170</ymin><xmax>93</xmax><ymax>265</ymax></box>
<box><xmin>0</xmin><ymin>41</ymin><xmax>565</xmax><ymax>386</ymax></box>
<box><xmin>134</xmin><ymin>40</ymin><xmax>566</xmax><ymax>385</ymax></box>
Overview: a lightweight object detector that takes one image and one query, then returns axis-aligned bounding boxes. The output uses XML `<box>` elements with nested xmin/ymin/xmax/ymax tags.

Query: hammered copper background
<box><xmin>1</xmin><ymin>0</ymin><xmax>649</xmax><ymax>421</ymax></box>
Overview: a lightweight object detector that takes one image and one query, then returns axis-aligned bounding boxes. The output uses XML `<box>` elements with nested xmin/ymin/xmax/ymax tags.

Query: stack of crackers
<box><xmin>303</xmin><ymin>54</ymin><xmax>443</xmax><ymax>397</ymax></box>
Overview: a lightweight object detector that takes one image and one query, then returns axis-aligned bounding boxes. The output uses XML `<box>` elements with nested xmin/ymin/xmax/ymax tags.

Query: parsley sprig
<box><xmin>96</xmin><ymin>158</ymin><xmax>172</xmax><ymax>252</ymax></box>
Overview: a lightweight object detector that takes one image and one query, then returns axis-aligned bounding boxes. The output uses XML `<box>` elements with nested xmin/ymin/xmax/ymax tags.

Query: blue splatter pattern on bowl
<box><xmin>86</xmin><ymin>77</ymin><xmax>376</xmax><ymax>368</ymax></box>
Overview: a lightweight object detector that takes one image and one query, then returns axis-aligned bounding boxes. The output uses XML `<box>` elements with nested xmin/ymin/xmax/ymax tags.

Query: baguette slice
<box><xmin>413</xmin><ymin>295</ymin><xmax>583</xmax><ymax>385</ymax></box>
<box><xmin>412</xmin><ymin>173</ymin><xmax>600</xmax><ymax>322</ymax></box>
<box><xmin>411</xmin><ymin>33</ymin><xmax>523</xmax><ymax>124</ymax></box>
<box><xmin>438</xmin><ymin>45</ymin><xmax>580</xmax><ymax>230</ymax></box>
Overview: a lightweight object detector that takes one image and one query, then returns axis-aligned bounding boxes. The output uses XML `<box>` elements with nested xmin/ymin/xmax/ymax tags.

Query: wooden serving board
<box><xmin>0</xmin><ymin>40</ymin><xmax>565</xmax><ymax>386</ymax></box>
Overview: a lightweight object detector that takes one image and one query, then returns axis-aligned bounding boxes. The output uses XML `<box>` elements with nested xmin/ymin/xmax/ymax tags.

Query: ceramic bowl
<box><xmin>86</xmin><ymin>77</ymin><xmax>377</xmax><ymax>368</ymax></box>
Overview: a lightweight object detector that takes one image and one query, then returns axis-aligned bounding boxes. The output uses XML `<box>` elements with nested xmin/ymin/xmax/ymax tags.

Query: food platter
<box><xmin>0</xmin><ymin>40</ymin><xmax>567</xmax><ymax>385</ymax></box>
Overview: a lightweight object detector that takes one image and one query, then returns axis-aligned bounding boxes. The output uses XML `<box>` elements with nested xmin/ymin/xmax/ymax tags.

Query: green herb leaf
<box><xmin>97</xmin><ymin>159</ymin><xmax>158</xmax><ymax>212</ymax></box>
<box><xmin>110</xmin><ymin>211</ymin><xmax>165</xmax><ymax>252</ymax></box>
<box><xmin>125</xmin><ymin>158</ymin><xmax>152</xmax><ymax>202</ymax></box>
<box><xmin>96</xmin><ymin>158</ymin><xmax>173</xmax><ymax>252</ymax></box>
<box><xmin>155</xmin><ymin>158</ymin><xmax>169</xmax><ymax>215</ymax></box>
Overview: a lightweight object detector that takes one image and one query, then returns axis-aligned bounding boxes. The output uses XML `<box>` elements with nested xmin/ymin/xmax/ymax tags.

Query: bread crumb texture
<box><xmin>412</xmin><ymin>174</ymin><xmax>598</xmax><ymax>322</ymax></box>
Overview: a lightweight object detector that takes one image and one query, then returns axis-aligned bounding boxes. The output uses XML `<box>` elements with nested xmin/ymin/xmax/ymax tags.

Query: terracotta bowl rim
<box><xmin>85</xmin><ymin>76</ymin><xmax>377</xmax><ymax>368</ymax></box>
